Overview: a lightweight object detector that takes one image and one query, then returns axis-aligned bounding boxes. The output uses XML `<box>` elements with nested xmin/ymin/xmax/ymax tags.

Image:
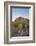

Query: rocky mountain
<box><xmin>12</xmin><ymin>17</ymin><xmax>29</xmax><ymax>26</ymax></box>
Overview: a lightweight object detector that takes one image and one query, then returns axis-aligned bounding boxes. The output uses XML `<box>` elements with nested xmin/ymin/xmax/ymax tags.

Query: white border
<box><xmin>8</xmin><ymin>4</ymin><xmax>33</xmax><ymax>42</ymax></box>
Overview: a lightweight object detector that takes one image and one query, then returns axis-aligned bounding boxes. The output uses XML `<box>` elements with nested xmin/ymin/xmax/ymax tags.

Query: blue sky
<box><xmin>12</xmin><ymin>8</ymin><xmax>29</xmax><ymax>21</ymax></box>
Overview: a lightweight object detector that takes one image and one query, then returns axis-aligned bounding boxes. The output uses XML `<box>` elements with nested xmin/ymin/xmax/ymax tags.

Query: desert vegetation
<box><xmin>11</xmin><ymin>17</ymin><xmax>29</xmax><ymax>37</ymax></box>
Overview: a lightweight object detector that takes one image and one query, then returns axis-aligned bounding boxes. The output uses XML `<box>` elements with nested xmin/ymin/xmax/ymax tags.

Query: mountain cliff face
<box><xmin>12</xmin><ymin>17</ymin><xmax>29</xmax><ymax>26</ymax></box>
<box><xmin>15</xmin><ymin>17</ymin><xmax>29</xmax><ymax>22</ymax></box>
